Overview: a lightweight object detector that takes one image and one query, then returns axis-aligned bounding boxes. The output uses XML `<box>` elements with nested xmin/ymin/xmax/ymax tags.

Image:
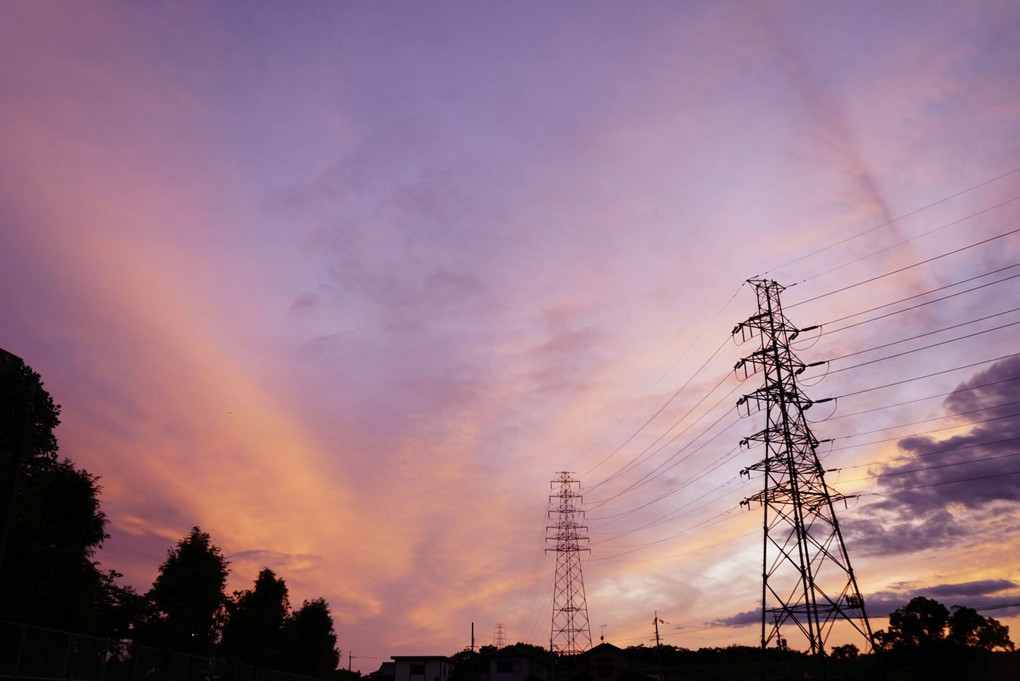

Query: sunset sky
<box><xmin>2</xmin><ymin>0</ymin><xmax>1020</xmax><ymax>670</ymax></box>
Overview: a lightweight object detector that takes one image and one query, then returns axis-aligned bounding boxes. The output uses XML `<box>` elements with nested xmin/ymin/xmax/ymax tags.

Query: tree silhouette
<box><xmin>2</xmin><ymin>355</ymin><xmax>340</xmax><ymax>675</ymax></box>
<box><xmin>876</xmin><ymin>596</ymin><xmax>1014</xmax><ymax>680</ymax></box>
<box><xmin>948</xmin><ymin>605</ymin><xmax>1013</xmax><ymax>651</ymax></box>
<box><xmin>284</xmin><ymin>598</ymin><xmax>340</xmax><ymax>676</ymax></box>
<box><xmin>140</xmin><ymin>526</ymin><xmax>229</xmax><ymax>656</ymax></box>
<box><xmin>221</xmin><ymin>567</ymin><xmax>290</xmax><ymax>667</ymax></box>
<box><xmin>95</xmin><ymin>567</ymin><xmax>145</xmax><ymax>640</ymax></box>
<box><xmin>830</xmin><ymin>643</ymin><xmax>859</xmax><ymax>659</ymax></box>
<box><xmin>0</xmin><ymin>353</ymin><xmax>59</xmax><ymax>470</ymax></box>
<box><xmin>0</xmin><ymin>355</ymin><xmax>116</xmax><ymax>634</ymax></box>
<box><xmin>878</xmin><ymin>596</ymin><xmax>1013</xmax><ymax>653</ymax></box>
<box><xmin>883</xmin><ymin>596</ymin><xmax>950</xmax><ymax>652</ymax></box>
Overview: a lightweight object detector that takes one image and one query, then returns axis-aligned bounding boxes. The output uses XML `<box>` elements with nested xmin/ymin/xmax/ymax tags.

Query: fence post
<box><xmin>100</xmin><ymin>637</ymin><xmax>109</xmax><ymax>681</ymax></box>
<box><xmin>14</xmin><ymin>624</ymin><xmax>26</xmax><ymax>677</ymax></box>
<box><xmin>62</xmin><ymin>631</ymin><xmax>73</xmax><ymax>679</ymax></box>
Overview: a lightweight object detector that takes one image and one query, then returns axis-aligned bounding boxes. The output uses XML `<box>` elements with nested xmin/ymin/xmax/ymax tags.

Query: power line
<box><xmin>555</xmin><ymin>173</ymin><xmax>1020</xmax><ymax>628</ymax></box>
<box><xmin>590</xmin><ymin>507</ymin><xmax>742</xmax><ymax>560</ymax></box>
<box><xmin>586</xmin><ymin>394</ymin><xmax>742</xmax><ymax>511</ymax></box>
<box><xmin>789</xmin><ymin>225</ymin><xmax>1020</xmax><ymax>309</ymax></box>
<box><xmin>976</xmin><ymin>603</ymin><xmax>1020</xmax><ymax>612</ymax></box>
<box><xmin>589</xmin><ymin>445</ymin><xmax>742</xmax><ymax>526</ymax></box>
<box><xmin>792</xmin><ymin>196</ymin><xmax>1020</xmax><ymax>286</ymax></box>
<box><xmin>586</xmin><ymin>368</ymin><xmax>736</xmax><ymax>496</ymax></box>
<box><xmin>758</xmin><ymin>165</ymin><xmax>1020</xmax><ymax>277</ymax></box>
<box><xmin>596</xmin><ymin>403</ymin><xmax>742</xmax><ymax>508</ymax></box>
<box><xmin>591</xmin><ymin>523</ymin><xmax>756</xmax><ymax>564</ymax></box>
<box><xmin>511</xmin><ymin>513</ymin><xmax>553</xmax><ymax>645</ymax></box>
<box><xmin>591</xmin><ymin>467</ymin><xmax>744</xmax><ymax>541</ymax></box>
<box><xmin>586</xmin><ymin>467</ymin><xmax>750</xmax><ymax>564</ymax></box>
<box><xmin>579</xmin><ymin>283</ymin><xmax>747</xmax><ymax>483</ymax></box>
<box><xmin>593</xmin><ymin>326</ymin><xmax>1018</xmax><ymax>563</ymax></box>
<box><xmin>588</xmin><ymin>319</ymin><xmax>1016</xmax><ymax>569</ymax></box>
<box><xmin>834</xmin><ymin>435</ymin><xmax>1020</xmax><ymax>471</ymax></box>
<box><xmin>821</xmin><ymin>375</ymin><xmax>1020</xmax><ymax>422</ymax></box>
<box><xmin>826</xmin><ymin>412</ymin><xmax>1020</xmax><ymax>452</ymax></box>
<box><xmin>860</xmin><ymin>470</ymin><xmax>1020</xmax><ymax>495</ymax></box>
<box><xmin>818</xmin><ymin>263</ymin><xmax>1020</xmax><ymax>330</ymax></box>
<box><xmin>826</xmin><ymin>318</ymin><xmax>1020</xmax><ymax>367</ymax></box>
<box><xmin>826</xmin><ymin>306</ymin><xmax>1020</xmax><ymax>362</ymax></box>
<box><xmin>825</xmin><ymin>404</ymin><xmax>1020</xmax><ymax>442</ymax></box>
<box><xmin>826</xmin><ymin>321</ymin><xmax>1020</xmax><ymax>374</ymax></box>
<box><xmin>844</xmin><ymin>451</ymin><xmax>1020</xmax><ymax>484</ymax></box>
<box><xmin>833</xmin><ymin>351</ymin><xmax>1020</xmax><ymax>399</ymax></box>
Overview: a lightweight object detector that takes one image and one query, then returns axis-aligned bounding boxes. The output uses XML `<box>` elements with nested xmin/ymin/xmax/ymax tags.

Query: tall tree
<box><xmin>0</xmin><ymin>354</ymin><xmax>113</xmax><ymax>633</ymax></box>
<box><xmin>0</xmin><ymin>352</ymin><xmax>60</xmax><ymax>471</ymax></box>
<box><xmin>142</xmin><ymin>527</ymin><xmax>229</xmax><ymax>656</ymax></box>
<box><xmin>879</xmin><ymin>597</ymin><xmax>1014</xmax><ymax>653</ymax></box>
<box><xmin>221</xmin><ymin>567</ymin><xmax>290</xmax><ymax>667</ymax></box>
<box><xmin>283</xmin><ymin>598</ymin><xmax>340</xmax><ymax>677</ymax></box>
<box><xmin>883</xmin><ymin>596</ymin><xmax>950</xmax><ymax>652</ymax></box>
<box><xmin>948</xmin><ymin>605</ymin><xmax>1013</xmax><ymax>651</ymax></box>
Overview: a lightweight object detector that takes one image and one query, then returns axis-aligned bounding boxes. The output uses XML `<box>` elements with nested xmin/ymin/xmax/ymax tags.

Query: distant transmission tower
<box><xmin>547</xmin><ymin>472</ymin><xmax>592</xmax><ymax>655</ymax></box>
<box><xmin>492</xmin><ymin>622</ymin><xmax>507</xmax><ymax>648</ymax></box>
<box><xmin>733</xmin><ymin>278</ymin><xmax>877</xmax><ymax>676</ymax></box>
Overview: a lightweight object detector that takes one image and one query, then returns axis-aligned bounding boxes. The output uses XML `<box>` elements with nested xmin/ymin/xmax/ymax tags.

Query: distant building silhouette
<box><xmin>393</xmin><ymin>655</ymin><xmax>454</xmax><ymax>681</ymax></box>
<box><xmin>562</xmin><ymin>643</ymin><xmax>657</xmax><ymax>681</ymax></box>
<box><xmin>370</xmin><ymin>660</ymin><xmax>396</xmax><ymax>681</ymax></box>
<box><xmin>483</xmin><ymin>644</ymin><xmax>547</xmax><ymax>681</ymax></box>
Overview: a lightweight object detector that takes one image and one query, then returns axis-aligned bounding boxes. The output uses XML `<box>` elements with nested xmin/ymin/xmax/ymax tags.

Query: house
<box><xmin>563</xmin><ymin>643</ymin><xmax>658</xmax><ymax>681</ymax></box>
<box><xmin>369</xmin><ymin>661</ymin><xmax>396</xmax><ymax>681</ymax></box>
<box><xmin>484</xmin><ymin>644</ymin><xmax>548</xmax><ymax>681</ymax></box>
<box><xmin>393</xmin><ymin>656</ymin><xmax>454</xmax><ymax>681</ymax></box>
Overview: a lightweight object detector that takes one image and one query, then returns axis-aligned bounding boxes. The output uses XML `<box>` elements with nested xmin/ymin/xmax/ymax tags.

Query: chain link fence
<box><xmin>1</xmin><ymin>620</ymin><xmax>324</xmax><ymax>681</ymax></box>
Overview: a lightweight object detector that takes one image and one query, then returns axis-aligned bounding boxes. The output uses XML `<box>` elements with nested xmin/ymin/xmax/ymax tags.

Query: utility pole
<box><xmin>653</xmin><ymin>613</ymin><xmax>663</xmax><ymax>648</ymax></box>
<box><xmin>733</xmin><ymin>278</ymin><xmax>877</xmax><ymax>679</ymax></box>
<box><xmin>653</xmin><ymin>612</ymin><xmax>667</xmax><ymax>681</ymax></box>
<box><xmin>547</xmin><ymin>472</ymin><xmax>593</xmax><ymax>656</ymax></box>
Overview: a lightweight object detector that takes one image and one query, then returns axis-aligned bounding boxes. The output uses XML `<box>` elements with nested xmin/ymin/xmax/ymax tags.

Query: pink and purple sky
<box><xmin>2</xmin><ymin>0</ymin><xmax>1020</xmax><ymax>670</ymax></box>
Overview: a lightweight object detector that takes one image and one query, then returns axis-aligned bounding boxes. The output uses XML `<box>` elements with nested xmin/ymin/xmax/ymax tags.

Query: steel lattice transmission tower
<box><xmin>492</xmin><ymin>623</ymin><xmax>507</xmax><ymax>648</ymax></box>
<box><xmin>733</xmin><ymin>278</ymin><xmax>877</xmax><ymax>674</ymax></box>
<box><xmin>546</xmin><ymin>471</ymin><xmax>593</xmax><ymax>655</ymax></box>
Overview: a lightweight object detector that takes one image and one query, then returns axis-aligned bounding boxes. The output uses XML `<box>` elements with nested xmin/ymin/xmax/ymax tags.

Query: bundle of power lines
<box><xmin>510</xmin><ymin>166</ymin><xmax>1020</xmax><ymax>648</ymax></box>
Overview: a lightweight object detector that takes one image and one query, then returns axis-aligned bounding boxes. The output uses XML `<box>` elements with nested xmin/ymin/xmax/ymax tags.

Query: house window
<box><xmin>497</xmin><ymin>661</ymin><xmax>521</xmax><ymax>674</ymax></box>
<box><xmin>411</xmin><ymin>664</ymin><xmax>426</xmax><ymax>676</ymax></box>
<box><xmin>596</xmin><ymin>659</ymin><xmax>614</xmax><ymax>678</ymax></box>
